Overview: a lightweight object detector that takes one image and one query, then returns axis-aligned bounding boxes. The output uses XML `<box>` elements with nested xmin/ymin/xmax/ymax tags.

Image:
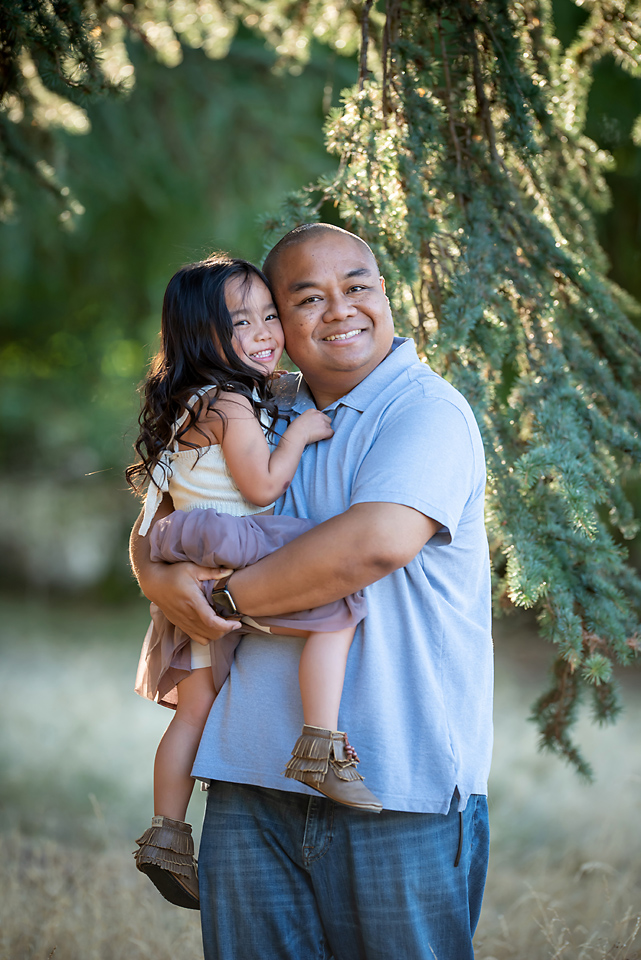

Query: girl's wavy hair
<box><xmin>126</xmin><ymin>253</ymin><xmax>280</xmax><ymax>495</ymax></box>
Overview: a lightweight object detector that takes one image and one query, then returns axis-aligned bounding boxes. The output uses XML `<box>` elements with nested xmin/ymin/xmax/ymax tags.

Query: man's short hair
<box><xmin>263</xmin><ymin>223</ymin><xmax>378</xmax><ymax>281</ymax></box>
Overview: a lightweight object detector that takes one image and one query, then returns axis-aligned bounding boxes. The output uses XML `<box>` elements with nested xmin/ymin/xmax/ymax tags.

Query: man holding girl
<box><xmin>130</xmin><ymin>223</ymin><xmax>493</xmax><ymax>960</ymax></box>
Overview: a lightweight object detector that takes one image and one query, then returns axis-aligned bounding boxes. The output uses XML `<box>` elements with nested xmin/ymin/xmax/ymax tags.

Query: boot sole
<box><xmin>137</xmin><ymin>862</ymin><xmax>200</xmax><ymax>910</ymax></box>
<box><xmin>308</xmin><ymin>780</ymin><xmax>383</xmax><ymax>813</ymax></box>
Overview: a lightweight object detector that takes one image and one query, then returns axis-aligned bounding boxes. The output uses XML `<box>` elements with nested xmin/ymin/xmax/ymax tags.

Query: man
<box><xmin>130</xmin><ymin>224</ymin><xmax>493</xmax><ymax>960</ymax></box>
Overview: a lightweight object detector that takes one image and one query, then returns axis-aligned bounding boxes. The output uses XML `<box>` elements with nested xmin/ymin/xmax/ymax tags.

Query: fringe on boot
<box><xmin>284</xmin><ymin>725</ymin><xmax>382</xmax><ymax>813</ymax></box>
<box><xmin>134</xmin><ymin>815</ymin><xmax>200</xmax><ymax>909</ymax></box>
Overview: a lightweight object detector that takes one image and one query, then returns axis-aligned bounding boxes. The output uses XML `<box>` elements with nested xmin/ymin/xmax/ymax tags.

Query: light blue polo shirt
<box><xmin>193</xmin><ymin>337</ymin><xmax>493</xmax><ymax>813</ymax></box>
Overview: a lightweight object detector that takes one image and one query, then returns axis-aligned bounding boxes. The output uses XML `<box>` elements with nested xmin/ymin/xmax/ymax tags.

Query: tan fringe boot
<box><xmin>133</xmin><ymin>815</ymin><xmax>199</xmax><ymax>909</ymax></box>
<box><xmin>284</xmin><ymin>725</ymin><xmax>382</xmax><ymax>813</ymax></box>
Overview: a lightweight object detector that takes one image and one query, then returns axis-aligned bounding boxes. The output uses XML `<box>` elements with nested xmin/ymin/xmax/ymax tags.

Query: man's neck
<box><xmin>305</xmin><ymin>380</ymin><xmax>350</xmax><ymax>410</ymax></box>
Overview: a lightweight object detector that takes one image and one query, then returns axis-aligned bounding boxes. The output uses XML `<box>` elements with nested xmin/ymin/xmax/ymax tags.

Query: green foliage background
<box><xmin>0</xmin><ymin>27</ymin><xmax>355</xmax><ymax>481</ymax></box>
<box><xmin>1</xmin><ymin>9</ymin><xmax>638</xmax><ymax>477</ymax></box>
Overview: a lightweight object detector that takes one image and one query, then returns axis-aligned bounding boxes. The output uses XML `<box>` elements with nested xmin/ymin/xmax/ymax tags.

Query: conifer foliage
<box><xmin>0</xmin><ymin>0</ymin><xmax>126</xmax><ymax>216</ymax></box>
<box><xmin>0</xmin><ymin>0</ymin><xmax>359</xmax><ymax>219</ymax></box>
<box><xmin>267</xmin><ymin>0</ymin><xmax>641</xmax><ymax>774</ymax></box>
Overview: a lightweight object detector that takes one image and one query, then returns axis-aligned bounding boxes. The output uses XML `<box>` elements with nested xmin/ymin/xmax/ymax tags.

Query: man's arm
<box><xmin>129</xmin><ymin>494</ymin><xmax>241</xmax><ymax>644</ymax></box>
<box><xmin>131</xmin><ymin>498</ymin><xmax>438</xmax><ymax>640</ymax></box>
<box><xmin>226</xmin><ymin>502</ymin><xmax>439</xmax><ymax>616</ymax></box>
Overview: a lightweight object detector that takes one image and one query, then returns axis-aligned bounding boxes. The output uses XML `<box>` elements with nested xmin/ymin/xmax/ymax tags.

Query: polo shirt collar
<box><xmin>290</xmin><ymin>337</ymin><xmax>420</xmax><ymax>414</ymax></box>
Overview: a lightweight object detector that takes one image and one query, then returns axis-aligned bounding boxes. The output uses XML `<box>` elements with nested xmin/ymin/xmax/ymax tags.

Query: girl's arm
<box><xmin>187</xmin><ymin>392</ymin><xmax>333</xmax><ymax>507</ymax></box>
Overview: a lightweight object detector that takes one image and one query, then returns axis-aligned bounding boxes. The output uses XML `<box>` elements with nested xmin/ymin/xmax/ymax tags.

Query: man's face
<box><xmin>270</xmin><ymin>232</ymin><xmax>394</xmax><ymax>406</ymax></box>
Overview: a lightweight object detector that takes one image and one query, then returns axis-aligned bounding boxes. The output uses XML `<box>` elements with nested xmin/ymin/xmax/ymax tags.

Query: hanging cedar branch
<box><xmin>264</xmin><ymin>0</ymin><xmax>641</xmax><ymax>776</ymax></box>
<box><xmin>0</xmin><ymin>0</ymin><xmax>371</xmax><ymax>220</ymax></box>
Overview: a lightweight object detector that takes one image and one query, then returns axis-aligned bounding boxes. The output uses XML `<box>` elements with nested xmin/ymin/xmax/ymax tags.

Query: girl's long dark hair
<box><xmin>126</xmin><ymin>254</ymin><xmax>280</xmax><ymax>495</ymax></box>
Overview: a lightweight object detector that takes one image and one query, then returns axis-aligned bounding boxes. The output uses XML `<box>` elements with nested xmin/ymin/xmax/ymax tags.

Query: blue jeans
<box><xmin>198</xmin><ymin>782</ymin><xmax>489</xmax><ymax>960</ymax></box>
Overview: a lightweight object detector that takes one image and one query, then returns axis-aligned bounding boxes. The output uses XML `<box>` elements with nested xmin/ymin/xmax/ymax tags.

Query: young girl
<box><xmin>127</xmin><ymin>254</ymin><xmax>381</xmax><ymax>910</ymax></box>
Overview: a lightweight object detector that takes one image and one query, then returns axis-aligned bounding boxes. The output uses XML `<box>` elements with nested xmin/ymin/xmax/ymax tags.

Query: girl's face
<box><xmin>224</xmin><ymin>275</ymin><xmax>285</xmax><ymax>376</ymax></box>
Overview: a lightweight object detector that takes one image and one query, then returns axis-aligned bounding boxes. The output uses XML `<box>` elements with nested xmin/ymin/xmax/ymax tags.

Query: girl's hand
<box><xmin>290</xmin><ymin>408</ymin><xmax>334</xmax><ymax>445</ymax></box>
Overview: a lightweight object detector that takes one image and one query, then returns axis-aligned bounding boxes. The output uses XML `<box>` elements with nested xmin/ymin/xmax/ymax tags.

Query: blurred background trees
<box><xmin>1</xmin><ymin>0</ymin><xmax>640</xmax><ymax>766</ymax></box>
<box><xmin>0</xmin><ymin>4</ymin><xmax>358</xmax><ymax>593</ymax></box>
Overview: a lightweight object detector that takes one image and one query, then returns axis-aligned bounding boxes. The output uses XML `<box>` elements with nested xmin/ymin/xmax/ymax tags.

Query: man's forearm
<box><xmin>228</xmin><ymin>502</ymin><xmax>438</xmax><ymax>617</ymax></box>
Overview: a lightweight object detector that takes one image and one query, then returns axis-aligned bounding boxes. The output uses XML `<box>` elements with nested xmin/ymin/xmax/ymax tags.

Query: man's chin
<box><xmin>325</xmin><ymin>341</ymin><xmax>392</xmax><ymax>371</ymax></box>
<box><xmin>316</xmin><ymin>353</ymin><xmax>389</xmax><ymax>381</ymax></box>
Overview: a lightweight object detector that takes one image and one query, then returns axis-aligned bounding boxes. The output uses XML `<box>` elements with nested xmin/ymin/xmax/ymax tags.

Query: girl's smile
<box><xmin>225</xmin><ymin>275</ymin><xmax>285</xmax><ymax>376</ymax></box>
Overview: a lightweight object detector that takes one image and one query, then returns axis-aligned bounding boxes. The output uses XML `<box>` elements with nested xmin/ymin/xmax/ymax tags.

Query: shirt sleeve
<box><xmin>350</xmin><ymin>396</ymin><xmax>477</xmax><ymax>542</ymax></box>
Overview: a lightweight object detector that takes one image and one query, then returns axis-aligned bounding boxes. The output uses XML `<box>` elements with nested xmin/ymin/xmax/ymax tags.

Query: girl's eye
<box><xmin>265</xmin><ymin>313</ymin><xmax>280</xmax><ymax>322</ymax></box>
<box><xmin>233</xmin><ymin>319</ymin><xmax>249</xmax><ymax>327</ymax></box>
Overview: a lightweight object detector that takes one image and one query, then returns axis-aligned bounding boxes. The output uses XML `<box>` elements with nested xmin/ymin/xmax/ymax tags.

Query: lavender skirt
<box><xmin>134</xmin><ymin>508</ymin><xmax>367</xmax><ymax>709</ymax></box>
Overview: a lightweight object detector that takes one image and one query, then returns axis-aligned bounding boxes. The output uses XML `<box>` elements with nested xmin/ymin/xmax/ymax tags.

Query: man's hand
<box><xmin>146</xmin><ymin>560</ymin><xmax>241</xmax><ymax>644</ymax></box>
<box><xmin>130</xmin><ymin>497</ymin><xmax>241</xmax><ymax>643</ymax></box>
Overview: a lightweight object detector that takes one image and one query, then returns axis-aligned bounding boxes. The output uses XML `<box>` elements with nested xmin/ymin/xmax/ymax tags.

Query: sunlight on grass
<box><xmin>478</xmin><ymin>615</ymin><xmax>641</xmax><ymax>959</ymax></box>
<box><xmin>1</xmin><ymin>599</ymin><xmax>641</xmax><ymax>959</ymax></box>
<box><xmin>0</xmin><ymin>599</ymin><xmax>200</xmax><ymax>848</ymax></box>
<box><xmin>0</xmin><ymin>834</ymin><xmax>203</xmax><ymax>960</ymax></box>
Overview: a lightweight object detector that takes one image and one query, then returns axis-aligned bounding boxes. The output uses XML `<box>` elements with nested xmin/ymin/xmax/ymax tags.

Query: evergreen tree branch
<box><xmin>298</xmin><ymin>0</ymin><xmax>641</xmax><ymax>772</ymax></box>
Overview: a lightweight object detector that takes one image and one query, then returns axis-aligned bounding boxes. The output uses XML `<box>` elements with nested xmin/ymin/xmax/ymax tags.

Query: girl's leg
<box><xmin>135</xmin><ymin>667</ymin><xmax>214</xmax><ymax>910</ymax></box>
<box><xmin>154</xmin><ymin>666</ymin><xmax>216</xmax><ymax>822</ymax></box>
<box><xmin>298</xmin><ymin>627</ymin><xmax>354</xmax><ymax>730</ymax></box>
<box><xmin>285</xmin><ymin>628</ymin><xmax>382</xmax><ymax>812</ymax></box>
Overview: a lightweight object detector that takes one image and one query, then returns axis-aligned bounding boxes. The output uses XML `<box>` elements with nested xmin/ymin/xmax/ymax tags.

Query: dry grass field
<box><xmin>1</xmin><ymin>598</ymin><xmax>640</xmax><ymax>960</ymax></box>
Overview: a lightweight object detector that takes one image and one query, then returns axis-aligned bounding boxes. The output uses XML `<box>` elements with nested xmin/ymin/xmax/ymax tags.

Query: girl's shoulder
<box><xmin>178</xmin><ymin>387</ymin><xmax>256</xmax><ymax>449</ymax></box>
<box><xmin>199</xmin><ymin>388</ymin><xmax>256</xmax><ymax>423</ymax></box>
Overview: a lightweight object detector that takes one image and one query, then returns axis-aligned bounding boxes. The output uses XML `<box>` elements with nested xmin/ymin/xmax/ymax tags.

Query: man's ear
<box><xmin>380</xmin><ymin>276</ymin><xmax>386</xmax><ymax>293</ymax></box>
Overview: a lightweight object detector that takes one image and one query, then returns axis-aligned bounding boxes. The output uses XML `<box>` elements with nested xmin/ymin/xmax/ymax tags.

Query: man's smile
<box><xmin>323</xmin><ymin>329</ymin><xmax>366</xmax><ymax>342</ymax></box>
